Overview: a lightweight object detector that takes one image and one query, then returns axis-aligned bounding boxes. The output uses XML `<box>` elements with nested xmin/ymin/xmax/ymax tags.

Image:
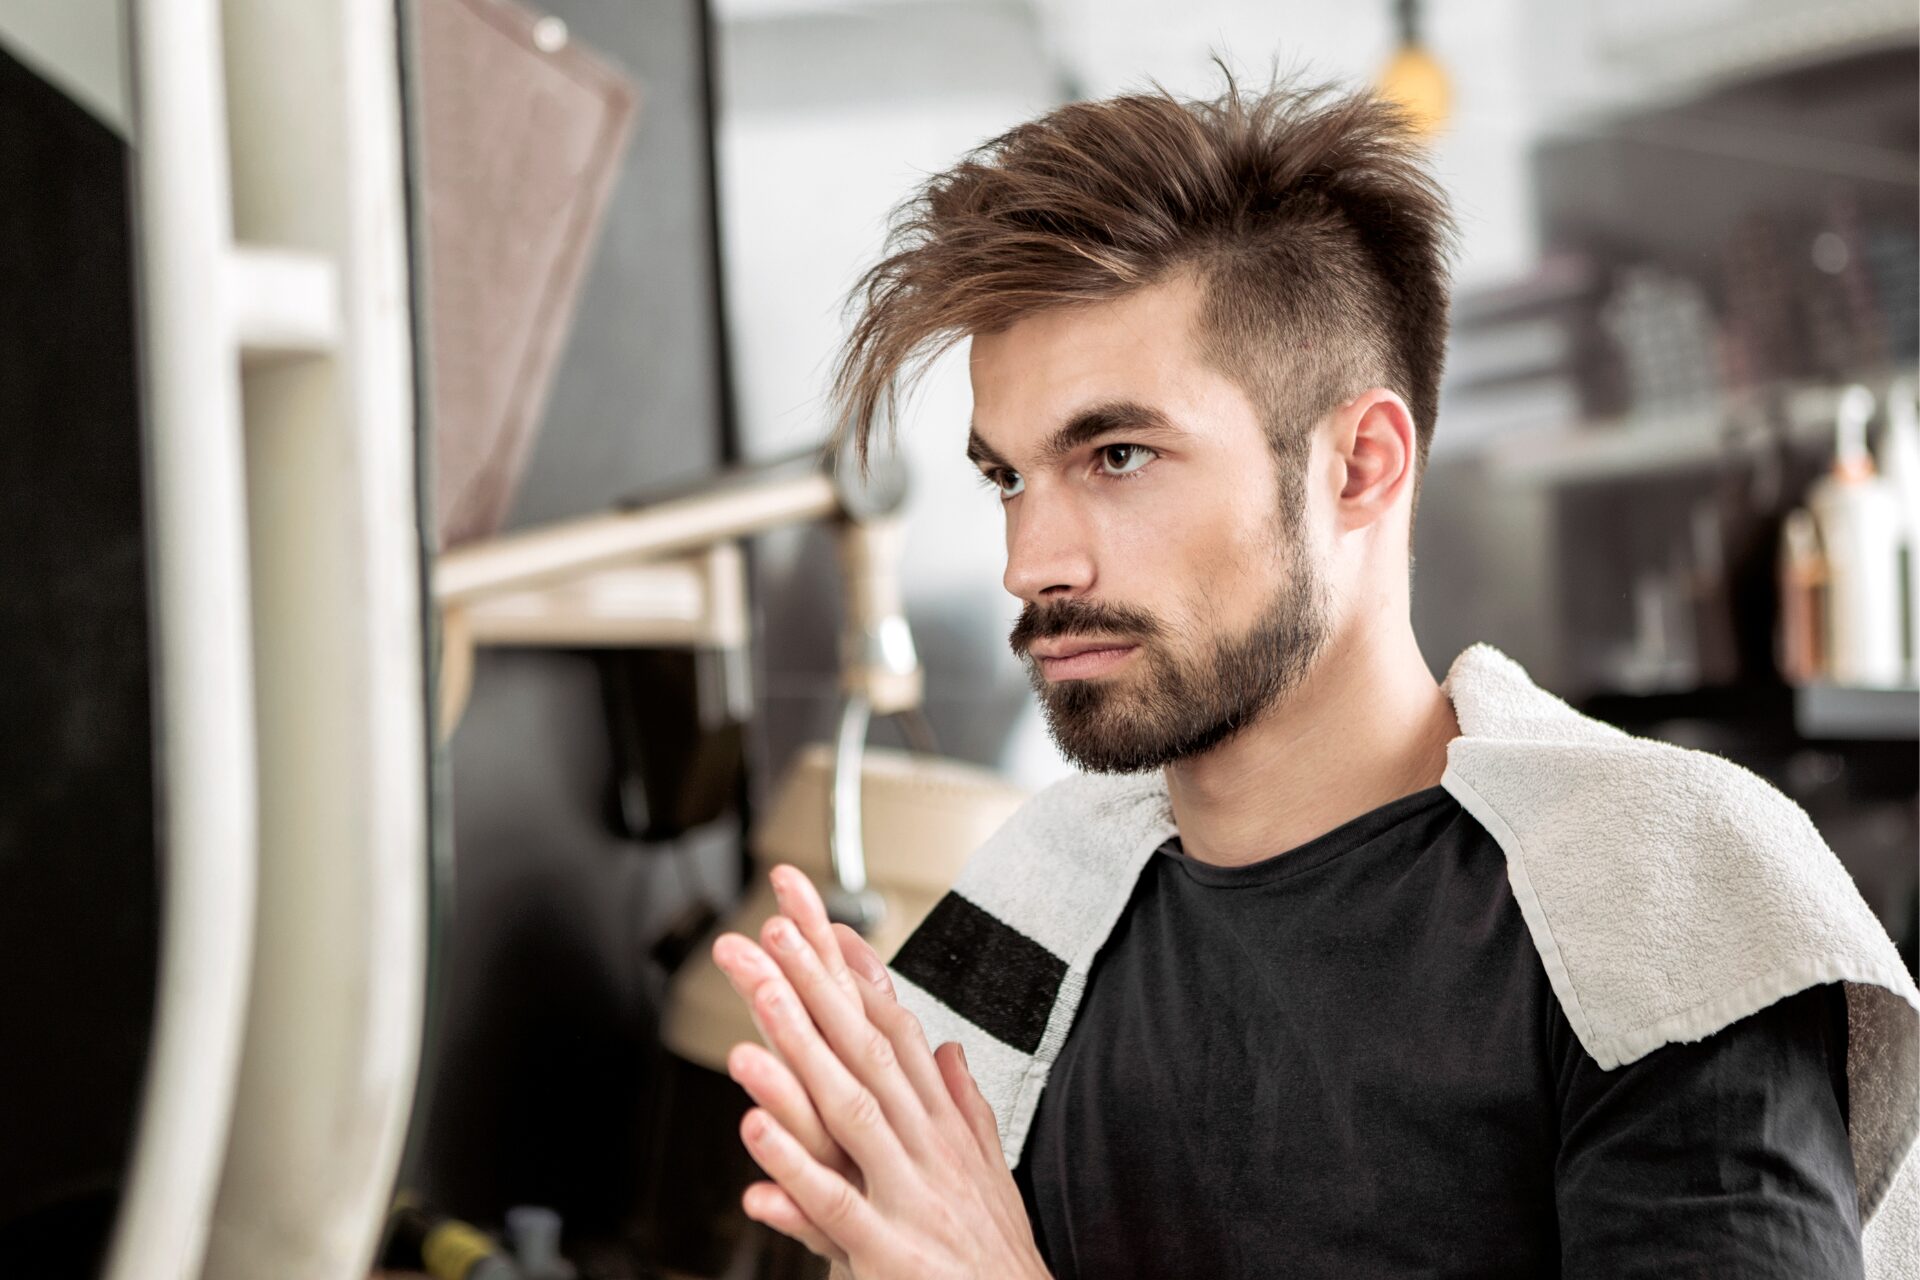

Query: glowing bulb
<box><xmin>1377</xmin><ymin>42</ymin><xmax>1451</xmax><ymax>136</ymax></box>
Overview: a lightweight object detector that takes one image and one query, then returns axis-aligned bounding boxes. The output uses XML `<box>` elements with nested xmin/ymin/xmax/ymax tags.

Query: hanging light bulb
<box><xmin>1377</xmin><ymin>0</ymin><xmax>1451</xmax><ymax>136</ymax></box>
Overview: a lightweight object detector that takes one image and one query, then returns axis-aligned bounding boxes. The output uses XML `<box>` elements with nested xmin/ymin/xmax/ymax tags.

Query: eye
<box><xmin>976</xmin><ymin>467</ymin><xmax>1025</xmax><ymax>500</ymax></box>
<box><xmin>1096</xmin><ymin>443</ymin><xmax>1156</xmax><ymax>479</ymax></box>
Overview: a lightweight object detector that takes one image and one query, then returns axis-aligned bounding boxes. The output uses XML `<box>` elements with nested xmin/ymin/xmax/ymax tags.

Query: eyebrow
<box><xmin>966</xmin><ymin>399</ymin><xmax>1187</xmax><ymax>473</ymax></box>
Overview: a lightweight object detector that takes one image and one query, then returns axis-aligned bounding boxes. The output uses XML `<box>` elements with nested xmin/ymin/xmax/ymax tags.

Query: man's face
<box><xmin>968</xmin><ymin>273</ymin><xmax>1334</xmax><ymax>774</ymax></box>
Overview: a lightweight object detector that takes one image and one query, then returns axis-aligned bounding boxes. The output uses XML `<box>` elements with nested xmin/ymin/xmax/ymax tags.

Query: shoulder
<box><xmin>1448</xmin><ymin>703</ymin><xmax>1881</xmax><ymax>933</ymax></box>
<box><xmin>1551</xmin><ymin>980</ymin><xmax>1865</xmax><ymax>1277</ymax></box>
<box><xmin>1446</xmin><ymin>724</ymin><xmax>1913</xmax><ymax>1068</ymax></box>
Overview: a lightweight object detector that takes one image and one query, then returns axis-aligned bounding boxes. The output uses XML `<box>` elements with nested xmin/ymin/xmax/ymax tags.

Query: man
<box><xmin>708</xmin><ymin>72</ymin><xmax>1919</xmax><ymax>1278</ymax></box>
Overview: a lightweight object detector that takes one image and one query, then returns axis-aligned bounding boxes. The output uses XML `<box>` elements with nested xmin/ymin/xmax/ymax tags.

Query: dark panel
<box><xmin>0</xmin><ymin>39</ymin><xmax>158</xmax><ymax>1280</ymax></box>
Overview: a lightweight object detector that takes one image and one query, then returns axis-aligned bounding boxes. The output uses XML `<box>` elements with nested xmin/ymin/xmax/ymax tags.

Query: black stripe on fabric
<box><xmin>889</xmin><ymin>891</ymin><xmax>1066</xmax><ymax>1055</ymax></box>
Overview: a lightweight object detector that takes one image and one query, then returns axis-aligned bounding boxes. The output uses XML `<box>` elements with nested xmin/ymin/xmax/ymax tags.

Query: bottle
<box><xmin>1807</xmin><ymin>385</ymin><xmax>1906</xmax><ymax>687</ymax></box>
<box><xmin>1874</xmin><ymin>376</ymin><xmax>1920</xmax><ymax>683</ymax></box>
<box><xmin>383</xmin><ymin>1199</ymin><xmax>524</xmax><ymax>1279</ymax></box>
<box><xmin>1777</xmin><ymin>508</ymin><xmax>1826</xmax><ymax>685</ymax></box>
<box><xmin>505</xmin><ymin>1205</ymin><xmax>577</xmax><ymax>1280</ymax></box>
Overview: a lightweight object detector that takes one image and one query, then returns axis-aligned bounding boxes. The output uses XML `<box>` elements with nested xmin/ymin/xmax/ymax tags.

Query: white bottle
<box><xmin>1808</xmin><ymin>385</ymin><xmax>1906</xmax><ymax>687</ymax></box>
<box><xmin>1874</xmin><ymin>376</ymin><xmax>1920</xmax><ymax>684</ymax></box>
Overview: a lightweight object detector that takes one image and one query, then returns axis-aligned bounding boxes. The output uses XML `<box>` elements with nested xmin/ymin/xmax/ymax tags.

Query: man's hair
<box><xmin>827</xmin><ymin>66</ymin><xmax>1462</xmax><ymax>523</ymax></box>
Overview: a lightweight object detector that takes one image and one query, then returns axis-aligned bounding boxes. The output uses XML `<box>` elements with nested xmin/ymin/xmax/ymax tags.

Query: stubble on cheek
<box><xmin>1026</xmin><ymin>626</ymin><xmax>1207</xmax><ymax>772</ymax></box>
<box><xmin>1021</xmin><ymin>518</ymin><xmax>1330</xmax><ymax>774</ymax></box>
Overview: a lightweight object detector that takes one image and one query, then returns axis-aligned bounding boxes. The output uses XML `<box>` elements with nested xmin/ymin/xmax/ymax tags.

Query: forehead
<box><xmin>967</xmin><ymin>274</ymin><xmax>1221</xmax><ymax>453</ymax></box>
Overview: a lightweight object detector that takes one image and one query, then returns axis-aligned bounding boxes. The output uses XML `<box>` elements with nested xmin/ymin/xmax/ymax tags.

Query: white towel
<box><xmin>885</xmin><ymin>641</ymin><xmax>1919</xmax><ymax>1274</ymax></box>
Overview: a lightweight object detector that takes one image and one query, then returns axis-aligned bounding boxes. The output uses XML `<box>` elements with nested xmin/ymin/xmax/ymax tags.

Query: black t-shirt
<box><xmin>1010</xmin><ymin>783</ymin><xmax>1863</xmax><ymax>1279</ymax></box>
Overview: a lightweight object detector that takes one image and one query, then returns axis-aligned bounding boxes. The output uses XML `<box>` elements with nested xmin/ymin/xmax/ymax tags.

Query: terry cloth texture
<box><xmin>885</xmin><ymin>641</ymin><xmax>1920</xmax><ymax>1276</ymax></box>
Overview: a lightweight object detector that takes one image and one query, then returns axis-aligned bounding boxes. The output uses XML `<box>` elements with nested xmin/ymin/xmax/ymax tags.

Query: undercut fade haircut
<box><xmin>827</xmin><ymin>64</ymin><xmax>1462</xmax><ymax>525</ymax></box>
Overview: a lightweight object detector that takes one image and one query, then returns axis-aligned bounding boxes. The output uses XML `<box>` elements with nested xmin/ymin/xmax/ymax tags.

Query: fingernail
<box><xmin>777</xmin><ymin>865</ymin><xmax>823</xmax><ymax>914</ymax></box>
<box><xmin>860</xmin><ymin>939</ymin><xmax>894</xmax><ymax>993</ymax></box>
<box><xmin>715</xmin><ymin>936</ymin><xmax>766</xmax><ymax>977</ymax></box>
<box><xmin>846</xmin><ymin>946</ymin><xmax>882</xmax><ymax>984</ymax></box>
<box><xmin>957</xmin><ymin>1043</ymin><xmax>969</xmax><ymax>1070</ymax></box>
<box><xmin>768</xmin><ymin>917</ymin><xmax>802</xmax><ymax>953</ymax></box>
<box><xmin>847</xmin><ymin>946</ymin><xmax>892</xmax><ymax>994</ymax></box>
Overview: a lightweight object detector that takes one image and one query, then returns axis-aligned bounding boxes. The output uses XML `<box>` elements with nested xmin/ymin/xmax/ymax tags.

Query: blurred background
<box><xmin>2</xmin><ymin>1</ymin><xmax>1916</xmax><ymax>1279</ymax></box>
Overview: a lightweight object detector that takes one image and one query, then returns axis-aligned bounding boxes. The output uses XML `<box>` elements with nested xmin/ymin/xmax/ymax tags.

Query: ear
<box><xmin>1331</xmin><ymin>388</ymin><xmax>1416</xmax><ymax>531</ymax></box>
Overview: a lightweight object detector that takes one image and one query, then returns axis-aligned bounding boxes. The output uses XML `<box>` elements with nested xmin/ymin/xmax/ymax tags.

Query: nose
<box><xmin>1002</xmin><ymin>490</ymin><xmax>1096</xmax><ymax>602</ymax></box>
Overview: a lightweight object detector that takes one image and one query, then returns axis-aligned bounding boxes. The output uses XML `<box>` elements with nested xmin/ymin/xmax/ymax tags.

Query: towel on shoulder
<box><xmin>884</xmin><ymin>641</ymin><xmax>1920</xmax><ymax>1277</ymax></box>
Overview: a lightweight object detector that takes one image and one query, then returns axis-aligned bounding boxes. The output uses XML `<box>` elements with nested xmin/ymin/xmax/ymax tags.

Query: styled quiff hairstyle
<box><xmin>827</xmin><ymin>66</ymin><xmax>1462</xmax><ymax>524</ymax></box>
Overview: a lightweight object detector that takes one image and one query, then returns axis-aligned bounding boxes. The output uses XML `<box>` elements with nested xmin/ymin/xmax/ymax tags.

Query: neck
<box><xmin>1162</xmin><ymin>614</ymin><xmax>1460</xmax><ymax>867</ymax></box>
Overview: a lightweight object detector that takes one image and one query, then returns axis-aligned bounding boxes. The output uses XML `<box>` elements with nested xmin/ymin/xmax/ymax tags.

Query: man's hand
<box><xmin>709</xmin><ymin>864</ymin><xmax>1051</xmax><ymax>1280</ymax></box>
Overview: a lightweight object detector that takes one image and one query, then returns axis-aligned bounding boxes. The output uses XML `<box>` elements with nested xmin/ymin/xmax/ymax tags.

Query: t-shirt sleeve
<box><xmin>1011</xmin><ymin>1143</ymin><xmax>1055</xmax><ymax>1273</ymax></box>
<box><xmin>1551</xmin><ymin>980</ymin><xmax>1863</xmax><ymax>1280</ymax></box>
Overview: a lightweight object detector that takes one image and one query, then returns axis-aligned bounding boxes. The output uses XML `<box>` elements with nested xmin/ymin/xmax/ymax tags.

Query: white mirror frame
<box><xmin>111</xmin><ymin>2</ymin><xmax>428</xmax><ymax>1278</ymax></box>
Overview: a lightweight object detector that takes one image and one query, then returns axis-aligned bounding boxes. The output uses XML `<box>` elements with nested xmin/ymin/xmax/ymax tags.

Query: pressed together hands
<box><xmin>708</xmin><ymin>865</ymin><xmax>1052</xmax><ymax>1280</ymax></box>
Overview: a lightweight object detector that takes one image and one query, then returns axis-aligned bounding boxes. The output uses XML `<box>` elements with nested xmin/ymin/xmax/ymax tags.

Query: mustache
<box><xmin>1008</xmin><ymin>597</ymin><xmax>1165</xmax><ymax>658</ymax></box>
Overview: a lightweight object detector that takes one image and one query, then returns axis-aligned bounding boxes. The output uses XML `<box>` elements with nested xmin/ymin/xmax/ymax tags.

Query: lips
<box><xmin>1032</xmin><ymin>641</ymin><xmax>1138</xmax><ymax>682</ymax></box>
<box><xmin>1029</xmin><ymin>638</ymin><xmax>1134</xmax><ymax>660</ymax></box>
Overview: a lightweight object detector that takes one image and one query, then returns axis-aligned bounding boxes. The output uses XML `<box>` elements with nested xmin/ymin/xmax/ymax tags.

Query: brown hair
<box><xmin>827</xmin><ymin>65</ymin><xmax>1461</xmax><ymax>523</ymax></box>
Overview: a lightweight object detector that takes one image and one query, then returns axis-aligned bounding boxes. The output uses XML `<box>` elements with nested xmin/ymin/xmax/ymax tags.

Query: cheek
<box><xmin>1090</xmin><ymin>475</ymin><xmax>1272</xmax><ymax>603</ymax></box>
<box><xmin>1089</xmin><ymin>480</ymin><xmax>1188</xmax><ymax>573</ymax></box>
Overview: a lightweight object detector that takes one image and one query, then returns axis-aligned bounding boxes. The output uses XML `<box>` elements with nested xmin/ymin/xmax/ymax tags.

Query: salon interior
<box><xmin>3</xmin><ymin>0</ymin><xmax>1916</xmax><ymax>1277</ymax></box>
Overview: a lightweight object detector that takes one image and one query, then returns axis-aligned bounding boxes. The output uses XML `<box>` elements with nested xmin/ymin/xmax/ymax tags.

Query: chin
<box><xmin>1038</xmin><ymin>668</ymin><xmax>1274</xmax><ymax>773</ymax></box>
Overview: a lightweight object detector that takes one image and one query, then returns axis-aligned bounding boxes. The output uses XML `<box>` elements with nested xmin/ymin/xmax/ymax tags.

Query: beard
<box><xmin>1008</xmin><ymin>533</ymin><xmax>1332</xmax><ymax>775</ymax></box>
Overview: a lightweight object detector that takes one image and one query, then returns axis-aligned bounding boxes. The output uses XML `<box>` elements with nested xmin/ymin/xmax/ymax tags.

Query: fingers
<box><xmin>754</xmin><ymin>915</ymin><xmax>927</xmax><ymax>1175</ymax></box>
<box><xmin>742</xmin><ymin>1178</ymin><xmax>848</xmax><ymax>1268</ymax></box>
<box><xmin>716</xmin><ymin>867</ymin><xmax>952</xmax><ymax>1185</ymax></box>
<box><xmin>713</xmin><ymin>933</ymin><xmax>857</xmax><ymax>1179</ymax></box>
<box><xmin>727</xmin><ymin>1040</ymin><xmax>859</xmax><ymax>1184</ymax></box>
<box><xmin>832</xmin><ymin>922</ymin><xmax>893</xmax><ymax>995</ymax></box>
<box><xmin>741</xmin><ymin>1107</ymin><xmax>880</xmax><ymax>1263</ymax></box>
<box><xmin>771</xmin><ymin>864</ymin><xmax>865</xmax><ymax>1007</ymax></box>
<box><xmin>936</xmin><ymin>1040</ymin><xmax>1006</xmax><ymax>1165</ymax></box>
<box><xmin>711</xmin><ymin>932</ymin><xmax>799</xmax><ymax>1062</ymax></box>
<box><xmin>835</xmin><ymin>924</ymin><xmax>963</xmax><ymax>1125</ymax></box>
<box><xmin>760</xmin><ymin>868</ymin><xmax>930</xmax><ymax>1143</ymax></box>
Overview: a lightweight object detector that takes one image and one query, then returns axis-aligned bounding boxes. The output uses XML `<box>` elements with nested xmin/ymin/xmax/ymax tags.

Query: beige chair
<box><xmin>663</xmin><ymin>741</ymin><xmax>1029</xmax><ymax>1072</ymax></box>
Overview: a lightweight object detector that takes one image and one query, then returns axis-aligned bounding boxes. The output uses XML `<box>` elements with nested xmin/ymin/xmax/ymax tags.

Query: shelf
<box><xmin>1794</xmin><ymin>682</ymin><xmax>1920</xmax><ymax>740</ymax></box>
<box><xmin>1589</xmin><ymin>0</ymin><xmax>1918</xmax><ymax>100</ymax></box>
<box><xmin>1579</xmin><ymin>680</ymin><xmax>1918</xmax><ymax>743</ymax></box>
<box><xmin>1477</xmin><ymin>371</ymin><xmax>1918</xmax><ymax>486</ymax></box>
<box><xmin>1481</xmin><ymin>404</ymin><xmax>1731</xmax><ymax>484</ymax></box>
